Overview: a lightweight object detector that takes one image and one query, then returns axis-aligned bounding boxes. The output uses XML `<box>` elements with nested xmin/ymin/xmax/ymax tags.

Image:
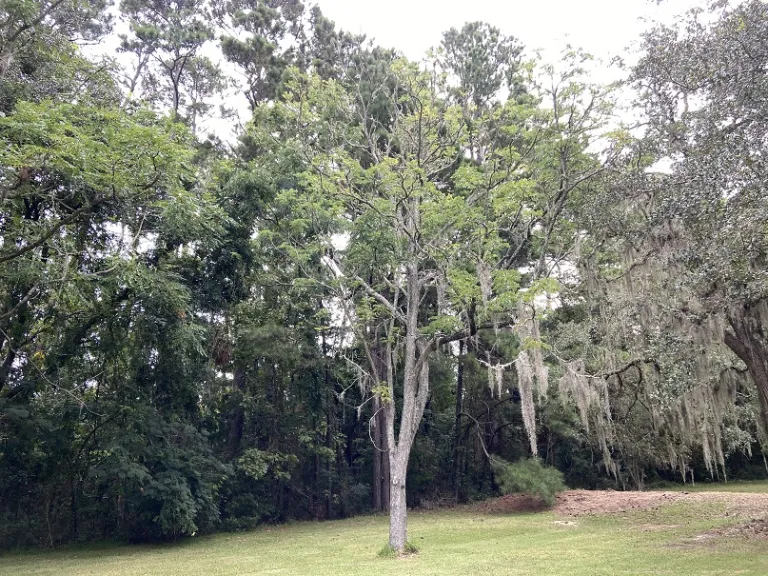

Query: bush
<box><xmin>491</xmin><ymin>457</ymin><xmax>566</xmax><ymax>506</ymax></box>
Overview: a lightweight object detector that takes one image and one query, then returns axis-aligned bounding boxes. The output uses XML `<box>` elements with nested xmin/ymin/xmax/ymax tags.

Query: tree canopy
<box><xmin>1</xmin><ymin>0</ymin><xmax>767</xmax><ymax>553</ymax></box>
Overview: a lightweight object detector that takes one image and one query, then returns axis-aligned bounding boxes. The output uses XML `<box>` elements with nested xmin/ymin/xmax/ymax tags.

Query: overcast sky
<box><xmin>93</xmin><ymin>0</ymin><xmax>709</xmax><ymax>137</ymax></box>
<box><xmin>313</xmin><ymin>0</ymin><xmax>706</xmax><ymax>64</ymax></box>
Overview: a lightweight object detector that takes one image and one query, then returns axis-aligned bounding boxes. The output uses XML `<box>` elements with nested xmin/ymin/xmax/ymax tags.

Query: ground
<box><xmin>2</xmin><ymin>482</ymin><xmax>767</xmax><ymax>576</ymax></box>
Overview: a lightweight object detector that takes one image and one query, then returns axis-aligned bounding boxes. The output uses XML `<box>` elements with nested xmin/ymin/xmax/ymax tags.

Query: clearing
<box><xmin>2</xmin><ymin>482</ymin><xmax>767</xmax><ymax>576</ymax></box>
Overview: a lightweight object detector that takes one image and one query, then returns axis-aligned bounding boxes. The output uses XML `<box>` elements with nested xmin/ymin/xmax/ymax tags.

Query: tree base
<box><xmin>377</xmin><ymin>541</ymin><xmax>420</xmax><ymax>558</ymax></box>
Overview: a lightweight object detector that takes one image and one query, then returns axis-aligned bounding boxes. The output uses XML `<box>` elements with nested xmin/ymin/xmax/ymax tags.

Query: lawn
<box><xmin>2</xmin><ymin>483</ymin><xmax>767</xmax><ymax>576</ymax></box>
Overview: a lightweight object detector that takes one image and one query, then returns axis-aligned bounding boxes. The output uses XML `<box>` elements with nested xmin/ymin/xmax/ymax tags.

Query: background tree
<box><xmin>554</xmin><ymin>0</ymin><xmax>768</xmax><ymax>486</ymax></box>
<box><xmin>633</xmin><ymin>0</ymin><xmax>768</xmax><ymax>433</ymax></box>
<box><xmin>219</xmin><ymin>0</ymin><xmax>306</xmax><ymax>111</ymax></box>
<box><xmin>118</xmin><ymin>0</ymin><xmax>224</xmax><ymax>130</ymax></box>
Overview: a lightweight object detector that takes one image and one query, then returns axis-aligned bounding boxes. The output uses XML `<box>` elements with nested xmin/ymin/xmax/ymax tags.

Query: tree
<box><xmin>632</xmin><ymin>0</ymin><xmax>768</xmax><ymax>432</ymax></box>
<box><xmin>0</xmin><ymin>0</ymin><xmax>114</xmax><ymax>111</ymax></box>
<box><xmin>219</xmin><ymin>0</ymin><xmax>306</xmax><ymax>110</ymax></box>
<box><xmin>118</xmin><ymin>0</ymin><xmax>224</xmax><ymax>130</ymax></box>
<box><xmin>556</xmin><ymin>0</ymin><xmax>768</xmax><ymax>484</ymax></box>
<box><xmin>440</xmin><ymin>21</ymin><xmax>524</xmax><ymax>109</ymax></box>
<box><xmin>246</xmin><ymin>41</ymin><xmax>613</xmax><ymax>549</ymax></box>
<box><xmin>0</xmin><ymin>3</ymin><xmax>231</xmax><ymax>541</ymax></box>
<box><xmin>437</xmin><ymin>24</ymin><xmax>526</xmax><ymax>497</ymax></box>
<box><xmin>14</xmin><ymin>0</ymin><xmax>767</xmax><ymax>551</ymax></box>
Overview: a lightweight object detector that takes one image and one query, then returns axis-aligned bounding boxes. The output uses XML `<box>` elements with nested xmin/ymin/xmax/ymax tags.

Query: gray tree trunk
<box><xmin>384</xmin><ymin>321</ymin><xmax>430</xmax><ymax>552</ymax></box>
<box><xmin>372</xmin><ymin>395</ymin><xmax>382</xmax><ymax>511</ymax></box>
<box><xmin>725</xmin><ymin>307</ymin><xmax>768</xmax><ymax>434</ymax></box>
<box><xmin>381</xmin><ymin>412</ymin><xmax>391</xmax><ymax>511</ymax></box>
<box><xmin>452</xmin><ymin>340</ymin><xmax>465</xmax><ymax>502</ymax></box>
<box><xmin>388</xmin><ymin>451</ymin><xmax>409</xmax><ymax>551</ymax></box>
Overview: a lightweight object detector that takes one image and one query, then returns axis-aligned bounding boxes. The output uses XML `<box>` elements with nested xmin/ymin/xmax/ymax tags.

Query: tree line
<box><xmin>1</xmin><ymin>0</ymin><xmax>767</xmax><ymax>552</ymax></box>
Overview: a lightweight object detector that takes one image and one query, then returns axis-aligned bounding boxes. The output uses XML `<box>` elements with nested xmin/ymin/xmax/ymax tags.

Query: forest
<box><xmin>1</xmin><ymin>0</ymin><xmax>767</xmax><ymax>555</ymax></box>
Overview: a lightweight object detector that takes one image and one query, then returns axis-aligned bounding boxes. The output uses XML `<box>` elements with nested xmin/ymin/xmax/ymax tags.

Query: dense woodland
<box><xmin>1</xmin><ymin>0</ymin><xmax>767</xmax><ymax>552</ymax></box>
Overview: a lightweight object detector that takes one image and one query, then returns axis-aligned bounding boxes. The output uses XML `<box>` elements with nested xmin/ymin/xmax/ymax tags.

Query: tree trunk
<box><xmin>384</xmin><ymin>339</ymin><xmax>429</xmax><ymax>551</ymax></box>
<box><xmin>324</xmin><ymin>339</ymin><xmax>333</xmax><ymax>520</ymax></box>
<box><xmin>372</xmin><ymin>330</ymin><xmax>391</xmax><ymax>511</ymax></box>
<box><xmin>372</xmin><ymin>396</ymin><xmax>382</xmax><ymax>511</ymax></box>
<box><xmin>388</xmin><ymin>451</ymin><xmax>409</xmax><ymax>551</ymax></box>
<box><xmin>326</xmin><ymin>413</ymin><xmax>333</xmax><ymax>519</ymax></box>
<box><xmin>314</xmin><ymin>437</ymin><xmax>321</xmax><ymax>518</ymax></box>
<box><xmin>70</xmin><ymin>478</ymin><xmax>79</xmax><ymax>541</ymax></box>
<box><xmin>226</xmin><ymin>367</ymin><xmax>247</xmax><ymax>459</ymax></box>
<box><xmin>380</xmin><ymin>263</ymin><xmax>433</xmax><ymax>552</ymax></box>
<box><xmin>380</xmin><ymin>409</ymin><xmax>391</xmax><ymax>511</ymax></box>
<box><xmin>452</xmin><ymin>340</ymin><xmax>465</xmax><ymax>502</ymax></box>
<box><xmin>724</xmin><ymin>307</ymin><xmax>768</xmax><ymax>434</ymax></box>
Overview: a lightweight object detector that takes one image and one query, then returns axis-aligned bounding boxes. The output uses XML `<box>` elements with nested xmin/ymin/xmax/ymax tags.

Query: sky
<box><xmin>313</xmin><ymin>0</ymin><xmax>706</xmax><ymax>65</ymax></box>
<box><xmin>89</xmin><ymin>0</ymin><xmax>710</xmax><ymax>138</ymax></box>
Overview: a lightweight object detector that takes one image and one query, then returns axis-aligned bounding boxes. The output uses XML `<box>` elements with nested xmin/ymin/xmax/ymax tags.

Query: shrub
<box><xmin>491</xmin><ymin>457</ymin><xmax>566</xmax><ymax>506</ymax></box>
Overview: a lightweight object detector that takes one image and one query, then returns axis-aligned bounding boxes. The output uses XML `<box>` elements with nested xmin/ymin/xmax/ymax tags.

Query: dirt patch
<box><xmin>553</xmin><ymin>490</ymin><xmax>686</xmax><ymax>516</ymax></box>
<box><xmin>471</xmin><ymin>489</ymin><xmax>768</xmax><ymax>543</ymax></box>
<box><xmin>685</xmin><ymin>491</ymin><xmax>768</xmax><ymax>517</ymax></box>
<box><xmin>470</xmin><ymin>489</ymin><xmax>768</xmax><ymax>519</ymax></box>
<box><xmin>470</xmin><ymin>490</ymin><xmax>688</xmax><ymax>516</ymax></box>
<box><xmin>705</xmin><ymin>517</ymin><xmax>768</xmax><ymax>540</ymax></box>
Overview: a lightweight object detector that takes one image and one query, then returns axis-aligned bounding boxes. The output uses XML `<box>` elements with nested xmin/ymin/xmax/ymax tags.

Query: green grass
<box><xmin>2</xmin><ymin>483</ymin><xmax>767</xmax><ymax>576</ymax></box>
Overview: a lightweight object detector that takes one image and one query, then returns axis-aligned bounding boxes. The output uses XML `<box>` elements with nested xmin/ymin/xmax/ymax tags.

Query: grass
<box><xmin>2</xmin><ymin>483</ymin><xmax>767</xmax><ymax>576</ymax></box>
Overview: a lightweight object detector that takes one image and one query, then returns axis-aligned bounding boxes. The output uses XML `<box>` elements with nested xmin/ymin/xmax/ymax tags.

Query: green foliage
<box><xmin>562</xmin><ymin>0</ymin><xmax>768</xmax><ymax>484</ymax></box>
<box><xmin>371</xmin><ymin>384</ymin><xmax>392</xmax><ymax>404</ymax></box>
<box><xmin>3</xmin><ymin>0</ymin><xmax>766</xmax><ymax>554</ymax></box>
<box><xmin>119</xmin><ymin>413</ymin><xmax>226</xmax><ymax>540</ymax></box>
<box><xmin>440</xmin><ymin>21</ymin><xmax>525</xmax><ymax>107</ymax></box>
<box><xmin>118</xmin><ymin>0</ymin><xmax>222</xmax><ymax>126</ymax></box>
<box><xmin>236</xmin><ymin>449</ymin><xmax>298</xmax><ymax>482</ymax></box>
<box><xmin>492</xmin><ymin>457</ymin><xmax>566</xmax><ymax>506</ymax></box>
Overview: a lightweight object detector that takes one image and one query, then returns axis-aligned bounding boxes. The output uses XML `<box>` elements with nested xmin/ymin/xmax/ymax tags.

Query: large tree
<box><xmin>631</xmin><ymin>0</ymin><xmax>768</xmax><ymax>431</ymax></box>
<box><xmin>558</xmin><ymin>0</ymin><xmax>768</xmax><ymax>485</ymax></box>
<box><xmin>246</xmin><ymin>40</ymin><xmax>613</xmax><ymax>549</ymax></box>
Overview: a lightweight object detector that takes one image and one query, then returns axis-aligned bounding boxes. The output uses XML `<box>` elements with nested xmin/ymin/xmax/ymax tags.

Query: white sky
<box><xmin>314</xmin><ymin>0</ymin><xmax>705</xmax><ymax>64</ymax></box>
<box><xmin>89</xmin><ymin>0</ymin><xmax>710</xmax><ymax>137</ymax></box>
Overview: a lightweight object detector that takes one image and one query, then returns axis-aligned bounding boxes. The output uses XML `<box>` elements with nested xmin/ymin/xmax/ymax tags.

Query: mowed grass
<box><xmin>2</xmin><ymin>483</ymin><xmax>767</xmax><ymax>576</ymax></box>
